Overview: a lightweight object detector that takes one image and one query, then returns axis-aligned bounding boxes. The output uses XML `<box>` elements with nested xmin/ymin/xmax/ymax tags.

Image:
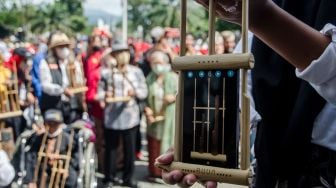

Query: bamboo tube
<box><xmin>33</xmin><ymin>127</ymin><xmax>49</xmax><ymax>184</ymax></box>
<box><xmin>240</xmin><ymin>0</ymin><xmax>251</xmax><ymax>170</ymax></box>
<box><xmin>49</xmin><ymin>133</ymin><xmax>63</xmax><ymax>188</ymax></box>
<box><xmin>60</xmin><ymin>129</ymin><xmax>75</xmax><ymax>188</ymax></box>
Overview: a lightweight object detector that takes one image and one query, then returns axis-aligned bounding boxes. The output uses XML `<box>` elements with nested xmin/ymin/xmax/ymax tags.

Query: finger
<box><xmin>177</xmin><ymin>173</ymin><xmax>197</xmax><ymax>188</ymax></box>
<box><xmin>204</xmin><ymin>181</ymin><xmax>217</xmax><ymax>188</ymax></box>
<box><xmin>156</xmin><ymin>148</ymin><xmax>174</xmax><ymax>164</ymax></box>
<box><xmin>162</xmin><ymin>170</ymin><xmax>184</xmax><ymax>185</ymax></box>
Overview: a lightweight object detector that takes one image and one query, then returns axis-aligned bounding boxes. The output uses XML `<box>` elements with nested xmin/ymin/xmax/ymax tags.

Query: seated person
<box><xmin>24</xmin><ymin>109</ymin><xmax>79</xmax><ymax>188</ymax></box>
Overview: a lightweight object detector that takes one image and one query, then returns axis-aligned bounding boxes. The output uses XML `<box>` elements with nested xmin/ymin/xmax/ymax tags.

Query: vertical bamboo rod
<box><xmin>208</xmin><ymin>0</ymin><xmax>217</xmax><ymax>55</ymax></box>
<box><xmin>180</xmin><ymin>0</ymin><xmax>187</xmax><ymax>56</ymax></box>
<box><xmin>174</xmin><ymin>0</ymin><xmax>188</xmax><ymax>162</ymax></box>
<box><xmin>240</xmin><ymin>0</ymin><xmax>250</xmax><ymax>170</ymax></box>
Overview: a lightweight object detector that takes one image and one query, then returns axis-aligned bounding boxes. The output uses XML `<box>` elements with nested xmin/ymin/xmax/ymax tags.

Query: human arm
<box><xmin>296</xmin><ymin>24</ymin><xmax>336</xmax><ymax>105</ymax></box>
<box><xmin>196</xmin><ymin>0</ymin><xmax>331</xmax><ymax>71</ymax></box>
<box><xmin>39</xmin><ymin>60</ymin><xmax>64</xmax><ymax>96</ymax></box>
<box><xmin>132</xmin><ymin>67</ymin><xmax>148</xmax><ymax>100</ymax></box>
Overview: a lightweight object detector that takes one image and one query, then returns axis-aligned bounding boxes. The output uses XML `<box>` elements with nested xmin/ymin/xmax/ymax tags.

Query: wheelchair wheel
<box><xmin>83</xmin><ymin>142</ymin><xmax>98</xmax><ymax>188</ymax></box>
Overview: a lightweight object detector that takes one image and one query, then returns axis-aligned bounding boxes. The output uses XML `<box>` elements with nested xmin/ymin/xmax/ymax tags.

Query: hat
<box><xmin>49</xmin><ymin>33</ymin><xmax>71</xmax><ymax>49</ymax></box>
<box><xmin>111</xmin><ymin>43</ymin><xmax>129</xmax><ymax>54</ymax></box>
<box><xmin>44</xmin><ymin>109</ymin><xmax>63</xmax><ymax>123</ymax></box>
<box><xmin>150</xmin><ymin>26</ymin><xmax>165</xmax><ymax>42</ymax></box>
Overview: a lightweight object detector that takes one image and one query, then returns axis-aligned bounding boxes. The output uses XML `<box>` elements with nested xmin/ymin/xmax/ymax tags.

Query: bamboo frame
<box><xmin>33</xmin><ymin>128</ymin><xmax>75</xmax><ymax>188</ymax></box>
<box><xmin>105</xmin><ymin>68</ymin><xmax>132</xmax><ymax>104</ymax></box>
<box><xmin>0</xmin><ymin>62</ymin><xmax>22</xmax><ymax>120</ymax></box>
<box><xmin>156</xmin><ymin>0</ymin><xmax>253</xmax><ymax>186</ymax></box>
<box><xmin>66</xmin><ymin>60</ymin><xmax>88</xmax><ymax>94</ymax></box>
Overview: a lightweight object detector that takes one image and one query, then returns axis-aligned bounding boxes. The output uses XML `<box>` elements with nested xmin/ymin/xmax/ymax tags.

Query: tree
<box><xmin>128</xmin><ymin>0</ymin><xmax>209</xmax><ymax>37</ymax></box>
<box><xmin>29</xmin><ymin>1</ymin><xmax>87</xmax><ymax>35</ymax></box>
<box><xmin>0</xmin><ymin>0</ymin><xmax>88</xmax><ymax>36</ymax></box>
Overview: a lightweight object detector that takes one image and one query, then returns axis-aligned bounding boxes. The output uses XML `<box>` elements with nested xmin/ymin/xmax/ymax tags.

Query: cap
<box><xmin>44</xmin><ymin>109</ymin><xmax>63</xmax><ymax>123</ymax></box>
<box><xmin>49</xmin><ymin>33</ymin><xmax>71</xmax><ymax>49</ymax></box>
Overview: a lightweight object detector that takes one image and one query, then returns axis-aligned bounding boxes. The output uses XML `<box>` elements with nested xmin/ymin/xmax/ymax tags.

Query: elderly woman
<box><xmin>144</xmin><ymin>50</ymin><xmax>178</xmax><ymax>178</ymax></box>
<box><xmin>98</xmin><ymin>44</ymin><xmax>147</xmax><ymax>188</ymax></box>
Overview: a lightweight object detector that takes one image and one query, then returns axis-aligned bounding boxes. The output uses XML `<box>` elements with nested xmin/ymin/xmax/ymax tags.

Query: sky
<box><xmin>83</xmin><ymin>0</ymin><xmax>122</xmax><ymax>16</ymax></box>
<box><xmin>32</xmin><ymin>0</ymin><xmax>122</xmax><ymax>16</ymax></box>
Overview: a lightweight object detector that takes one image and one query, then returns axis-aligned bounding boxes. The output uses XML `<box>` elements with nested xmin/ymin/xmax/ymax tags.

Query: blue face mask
<box><xmin>152</xmin><ymin>64</ymin><xmax>171</xmax><ymax>75</ymax></box>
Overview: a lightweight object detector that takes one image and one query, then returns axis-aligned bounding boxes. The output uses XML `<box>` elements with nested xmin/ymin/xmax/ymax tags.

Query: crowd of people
<box><xmin>0</xmin><ymin>24</ymin><xmax>237</xmax><ymax>188</ymax></box>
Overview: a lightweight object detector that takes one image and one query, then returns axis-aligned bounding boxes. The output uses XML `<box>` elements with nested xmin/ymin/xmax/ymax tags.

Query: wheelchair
<box><xmin>11</xmin><ymin>118</ymin><xmax>98</xmax><ymax>188</ymax></box>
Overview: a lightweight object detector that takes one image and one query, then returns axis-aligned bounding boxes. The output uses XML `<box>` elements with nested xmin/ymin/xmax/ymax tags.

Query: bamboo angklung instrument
<box><xmin>0</xmin><ymin>61</ymin><xmax>22</xmax><ymax>119</ymax></box>
<box><xmin>66</xmin><ymin>60</ymin><xmax>88</xmax><ymax>94</ymax></box>
<box><xmin>155</xmin><ymin>0</ymin><xmax>253</xmax><ymax>185</ymax></box>
<box><xmin>105</xmin><ymin>68</ymin><xmax>131</xmax><ymax>103</ymax></box>
<box><xmin>33</xmin><ymin>127</ymin><xmax>75</xmax><ymax>188</ymax></box>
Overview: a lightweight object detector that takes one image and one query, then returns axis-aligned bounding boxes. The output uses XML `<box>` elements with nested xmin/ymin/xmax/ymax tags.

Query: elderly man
<box><xmin>39</xmin><ymin>32</ymin><xmax>84</xmax><ymax>124</ymax></box>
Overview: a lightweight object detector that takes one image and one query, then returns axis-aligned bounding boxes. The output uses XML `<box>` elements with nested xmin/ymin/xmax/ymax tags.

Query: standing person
<box><xmin>221</xmin><ymin>30</ymin><xmax>236</xmax><ymax>54</ymax></box>
<box><xmin>98</xmin><ymin>44</ymin><xmax>148</xmax><ymax>188</ymax></box>
<box><xmin>157</xmin><ymin>0</ymin><xmax>336</xmax><ymax>187</ymax></box>
<box><xmin>215</xmin><ymin>32</ymin><xmax>225</xmax><ymax>55</ymax></box>
<box><xmin>144</xmin><ymin>51</ymin><xmax>178</xmax><ymax>179</ymax></box>
<box><xmin>185</xmin><ymin>33</ymin><xmax>201</xmax><ymax>56</ymax></box>
<box><xmin>83</xmin><ymin>28</ymin><xmax>112</xmax><ymax>173</ymax></box>
<box><xmin>39</xmin><ymin>32</ymin><xmax>84</xmax><ymax>124</ymax></box>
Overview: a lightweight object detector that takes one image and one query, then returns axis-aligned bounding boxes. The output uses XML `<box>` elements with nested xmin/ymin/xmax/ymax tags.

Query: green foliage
<box><xmin>128</xmin><ymin>0</ymin><xmax>239</xmax><ymax>38</ymax></box>
<box><xmin>0</xmin><ymin>0</ymin><xmax>87</xmax><ymax>36</ymax></box>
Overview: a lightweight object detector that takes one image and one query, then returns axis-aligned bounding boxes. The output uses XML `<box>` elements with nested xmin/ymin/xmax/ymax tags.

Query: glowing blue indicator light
<box><xmin>199</xmin><ymin>71</ymin><xmax>205</xmax><ymax>78</ymax></box>
<box><xmin>187</xmin><ymin>71</ymin><xmax>193</xmax><ymax>78</ymax></box>
<box><xmin>227</xmin><ymin>70</ymin><xmax>235</xmax><ymax>77</ymax></box>
<box><xmin>215</xmin><ymin>71</ymin><xmax>221</xmax><ymax>78</ymax></box>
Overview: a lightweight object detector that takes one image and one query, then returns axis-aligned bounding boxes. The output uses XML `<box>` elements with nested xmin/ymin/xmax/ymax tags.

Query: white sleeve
<box><xmin>39</xmin><ymin>60</ymin><xmax>64</xmax><ymax>96</ymax></box>
<box><xmin>296</xmin><ymin>24</ymin><xmax>336</xmax><ymax>105</ymax></box>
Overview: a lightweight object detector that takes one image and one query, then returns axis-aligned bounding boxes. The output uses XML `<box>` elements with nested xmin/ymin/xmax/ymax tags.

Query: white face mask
<box><xmin>152</xmin><ymin>64</ymin><xmax>171</xmax><ymax>75</ymax></box>
<box><xmin>101</xmin><ymin>38</ymin><xmax>109</xmax><ymax>47</ymax></box>
<box><xmin>56</xmin><ymin>47</ymin><xmax>70</xmax><ymax>59</ymax></box>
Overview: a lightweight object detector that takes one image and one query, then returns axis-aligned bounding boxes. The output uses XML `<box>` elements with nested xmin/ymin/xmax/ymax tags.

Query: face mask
<box><xmin>101</xmin><ymin>38</ymin><xmax>109</xmax><ymax>47</ymax></box>
<box><xmin>152</xmin><ymin>64</ymin><xmax>171</xmax><ymax>75</ymax></box>
<box><xmin>56</xmin><ymin>47</ymin><xmax>70</xmax><ymax>59</ymax></box>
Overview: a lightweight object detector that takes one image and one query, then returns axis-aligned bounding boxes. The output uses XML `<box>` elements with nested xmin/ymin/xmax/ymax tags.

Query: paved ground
<box><xmin>97</xmin><ymin>118</ymin><xmax>248</xmax><ymax>188</ymax></box>
<box><xmin>98</xmin><ymin>159</ymin><xmax>247</xmax><ymax>188</ymax></box>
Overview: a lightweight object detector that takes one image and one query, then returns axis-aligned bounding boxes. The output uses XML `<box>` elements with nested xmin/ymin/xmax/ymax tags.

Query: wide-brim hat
<box><xmin>49</xmin><ymin>33</ymin><xmax>71</xmax><ymax>49</ymax></box>
<box><xmin>44</xmin><ymin>109</ymin><xmax>63</xmax><ymax>123</ymax></box>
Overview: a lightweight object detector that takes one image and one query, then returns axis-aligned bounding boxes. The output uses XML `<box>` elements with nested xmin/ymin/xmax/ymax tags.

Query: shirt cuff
<box><xmin>296</xmin><ymin>24</ymin><xmax>336</xmax><ymax>85</ymax></box>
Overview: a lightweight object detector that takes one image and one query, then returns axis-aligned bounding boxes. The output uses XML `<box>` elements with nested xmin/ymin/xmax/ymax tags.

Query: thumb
<box><xmin>156</xmin><ymin>148</ymin><xmax>174</xmax><ymax>164</ymax></box>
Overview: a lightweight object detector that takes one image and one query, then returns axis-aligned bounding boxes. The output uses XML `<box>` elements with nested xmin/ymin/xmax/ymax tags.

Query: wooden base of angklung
<box><xmin>156</xmin><ymin>162</ymin><xmax>251</xmax><ymax>185</ymax></box>
<box><xmin>106</xmin><ymin>96</ymin><xmax>131</xmax><ymax>103</ymax></box>
<box><xmin>68</xmin><ymin>87</ymin><xmax>88</xmax><ymax>94</ymax></box>
<box><xmin>0</xmin><ymin>111</ymin><xmax>22</xmax><ymax>120</ymax></box>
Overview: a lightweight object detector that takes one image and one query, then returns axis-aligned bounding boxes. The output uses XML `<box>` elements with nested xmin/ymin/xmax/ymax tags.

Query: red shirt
<box><xmin>83</xmin><ymin>51</ymin><xmax>103</xmax><ymax>118</ymax></box>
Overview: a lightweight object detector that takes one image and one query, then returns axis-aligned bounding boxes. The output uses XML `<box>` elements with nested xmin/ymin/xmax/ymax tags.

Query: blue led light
<box><xmin>215</xmin><ymin>71</ymin><xmax>221</xmax><ymax>78</ymax></box>
<box><xmin>227</xmin><ymin>70</ymin><xmax>235</xmax><ymax>77</ymax></box>
<box><xmin>199</xmin><ymin>71</ymin><xmax>205</xmax><ymax>78</ymax></box>
<box><xmin>187</xmin><ymin>71</ymin><xmax>193</xmax><ymax>78</ymax></box>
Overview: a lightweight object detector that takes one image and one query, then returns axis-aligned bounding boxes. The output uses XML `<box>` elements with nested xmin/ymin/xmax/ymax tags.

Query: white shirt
<box><xmin>39</xmin><ymin>58</ymin><xmax>83</xmax><ymax>101</ymax></box>
<box><xmin>296</xmin><ymin>24</ymin><xmax>336</xmax><ymax>151</ymax></box>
